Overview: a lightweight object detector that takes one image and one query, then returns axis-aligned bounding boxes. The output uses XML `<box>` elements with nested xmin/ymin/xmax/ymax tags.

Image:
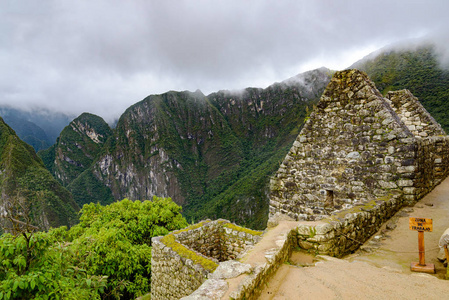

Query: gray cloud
<box><xmin>1</xmin><ymin>0</ymin><xmax>448</xmax><ymax>122</ymax></box>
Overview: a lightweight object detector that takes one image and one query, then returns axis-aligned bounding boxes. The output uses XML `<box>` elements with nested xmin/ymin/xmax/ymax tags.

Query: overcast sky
<box><xmin>1</xmin><ymin>0</ymin><xmax>448</xmax><ymax>122</ymax></box>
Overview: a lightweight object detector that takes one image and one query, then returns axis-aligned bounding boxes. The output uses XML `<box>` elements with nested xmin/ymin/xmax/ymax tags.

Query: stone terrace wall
<box><xmin>295</xmin><ymin>194</ymin><xmax>403</xmax><ymax>257</ymax></box>
<box><xmin>187</xmin><ymin>192</ymin><xmax>405</xmax><ymax>299</ymax></box>
<box><xmin>269</xmin><ymin>70</ymin><xmax>420</xmax><ymax>221</ymax></box>
<box><xmin>387</xmin><ymin>89</ymin><xmax>446</xmax><ymax>137</ymax></box>
<box><xmin>151</xmin><ymin>236</ymin><xmax>210</xmax><ymax>299</ymax></box>
<box><xmin>413</xmin><ymin>136</ymin><xmax>449</xmax><ymax>203</ymax></box>
<box><xmin>183</xmin><ymin>222</ymin><xmax>297</xmax><ymax>300</ymax></box>
<box><xmin>151</xmin><ymin>220</ymin><xmax>262</xmax><ymax>300</ymax></box>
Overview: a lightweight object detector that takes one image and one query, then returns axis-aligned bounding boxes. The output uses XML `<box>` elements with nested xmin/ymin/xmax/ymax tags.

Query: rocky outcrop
<box><xmin>209</xmin><ymin>67</ymin><xmax>331</xmax><ymax>150</ymax></box>
<box><xmin>89</xmin><ymin>90</ymin><xmax>243</xmax><ymax>205</ymax></box>
<box><xmin>39</xmin><ymin>113</ymin><xmax>112</xmax><ymax>187</ymax></box>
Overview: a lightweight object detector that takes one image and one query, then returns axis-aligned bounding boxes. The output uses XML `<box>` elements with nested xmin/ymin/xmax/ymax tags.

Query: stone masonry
<box><xmin>269</xmin><ymin>69</ymin><xmax>449</xmax><ymax>221</ymax></box>
<box><xmin>386</xmin><ymin>89</ymin><xmax>445</xmax><ymax>137</ymax></box>
<box><xmin>150</xmin><ymin>219</ymin><xmax>262</xmax><ymax>300</ymax></box>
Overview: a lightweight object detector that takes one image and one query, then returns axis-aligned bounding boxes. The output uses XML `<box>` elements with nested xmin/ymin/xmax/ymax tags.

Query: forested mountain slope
<box><xmin>39</xmin><ymin>113</ymin><xmax>113</xmax><ymax>186</ymax></box>
<box><xmin>0</xmin><ymin>117</ymin><xmax>78</xmax><ymax>232</ymax></box>
<box><xmin>52</xmin><ymin>68</ymin><xmax>331</xmax><ymax>229</ymax></box>
<box><xmin>352</xmin><ymin>44</ymin><xmax>449</xmax><ymax>131</ymax></box>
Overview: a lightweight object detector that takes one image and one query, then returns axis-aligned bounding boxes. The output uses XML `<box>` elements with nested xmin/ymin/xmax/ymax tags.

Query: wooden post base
<box><xmin>411</xmin><ymin>262</ymin><xmax>435</xmax><ymax>274</ymax></box>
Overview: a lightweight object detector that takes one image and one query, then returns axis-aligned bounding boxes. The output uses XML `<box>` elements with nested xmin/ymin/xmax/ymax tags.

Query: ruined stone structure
<box><xmin>269</xmin><ymin>69</ymin><xmax>449</xmax><ymax>221</ymax></box>
<box><xmin>149</xmin><ymin>69</ymin><xmax>449</xmax><ymax>299</ymax></box>
<box><xmin>151</xmin><ymin>220</ymin><xmax>262</xmax><ymax>300</ymax></box>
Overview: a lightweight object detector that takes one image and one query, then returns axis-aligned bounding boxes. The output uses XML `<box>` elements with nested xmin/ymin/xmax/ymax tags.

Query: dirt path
<box><xmin>259</xmin><ymin>176</ymin><xmax>449</xmax><ymax>299</ymax></box>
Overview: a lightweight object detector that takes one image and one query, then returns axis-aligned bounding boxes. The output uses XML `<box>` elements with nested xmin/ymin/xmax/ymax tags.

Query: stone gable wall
<box><xmin>387</xmin><ymin>89</ymin><xmax>446</xmax><ymax>137</ymax></box>
<box><xmin>270</xmin><ymin>70</ymin><xmax>423</xmax><ymax>221</ymax></box>
<box><xmin>269</xmin><ymin>69</ymin><xmax>449</xmax><ymax>221</ymax></box>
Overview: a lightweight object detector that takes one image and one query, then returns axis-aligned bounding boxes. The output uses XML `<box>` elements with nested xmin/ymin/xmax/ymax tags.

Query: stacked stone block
<box><xmin>295</xmin><ymin>195</ymin><xmax>403</xmax><ymax>257</ymax></box>
<box><xmin>414</xmin><ymin>136</ymin><xmax>449</xmax><ymax>201</ymax></box>
<box><xmin>270</xmin><ymin>70</ymin><xmax>414</xmax><ymax>220</ymax></box>
<box><xmin>175</xmin><ymin>220</ymin><xmax>261</xmax><ymax>262</ymax></box>
<box><xmin>151</xmin><ymin>236</ymin><xmax>209</xmax><ymax>299</ymax></box>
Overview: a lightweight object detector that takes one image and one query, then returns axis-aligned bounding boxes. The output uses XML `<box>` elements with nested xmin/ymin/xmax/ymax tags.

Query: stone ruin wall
<box><xmin>150</xmin><ymin>219</ymin><xmax>262</xmax><ymax>300</ymax></box>
<box><xmin>386</xmin><ymin>89</ymin><xmax>449</xmax><ymax>199</ymax></box>
<box><xmin>269</xmin><ymin>69</ymin><xmax>449</xmax><ymax>222</ymax></box>
<box><xmin>387</xmin><ymin>89</ymin><xmax>445</xmax><ymax>137</ymax></box>
<box><xmin>176</xmin><ymin>220</ymin><xmax>259</xmax><ymax>262</ymax></box>
<box><xmin>294</xmin><ymin>194</ymin><xmax>404</xmax><ymax>257</ymax></box>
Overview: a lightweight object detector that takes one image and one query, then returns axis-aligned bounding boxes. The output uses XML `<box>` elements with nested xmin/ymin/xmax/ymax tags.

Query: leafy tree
<box><xmin>0</xmin><ymin>194</ymin><xmax>106</xmax><ymax>300</ymax></box>
<box><xmin>0</xmin><ymin>196</ymin><xmax>188</xmax><ymax>299</ymax></box>
<box><xmin>0</xmin><ymin>232</ymin><xmax>107</xmax><ymax>300</ymax></box>
<box><xmin>59</xmin><ymin>197</ymin><xmax>188</xmax><ymax>299</ymax></box>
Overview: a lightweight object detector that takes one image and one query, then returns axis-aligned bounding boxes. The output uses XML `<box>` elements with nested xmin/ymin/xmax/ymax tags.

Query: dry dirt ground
<box><xmin>259</xmin><ymin>176</ymin><xmax>449</xmax><ymax>299</ymax></box>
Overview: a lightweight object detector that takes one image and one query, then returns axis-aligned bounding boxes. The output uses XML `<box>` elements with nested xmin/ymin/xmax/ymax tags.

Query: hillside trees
<box><xmin>0</xmin><ymin>193</ymin><xmax>106</xmax><ymax>299</ymax></box>
<box><xmin>353</xmin><ymin>44</ymin><xmax>449</xmax><ymax>131</ymax></box>
<box><xmin>0</xmin><ymin>196</ymin><xmax>188</xmax><ymax>299</ymax></box>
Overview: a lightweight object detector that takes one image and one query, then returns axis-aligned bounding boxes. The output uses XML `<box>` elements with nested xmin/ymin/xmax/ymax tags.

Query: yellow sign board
<box><xmin>409</xmin><ymin>217</ymin><xmax>433</xmax><ymax>232</ymax></box>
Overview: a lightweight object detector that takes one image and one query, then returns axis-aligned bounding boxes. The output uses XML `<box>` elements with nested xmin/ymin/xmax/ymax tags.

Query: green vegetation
<box><xmin>67</xmin><ymin>169</ymin><xmax>114</xmax><ymax>207</ymax></box>
<box><xmin>0</xmin><ymin>231</ymin><xmax>107</xmax><ymax>300</ymax></box>
<box><xmin>0</xmin><ymin>197</ymin><xmax>188</xmax><ymax>299</ymax></box>
<box><xmin>354</xmin><ymin>44</ymin><xmax>449</xmax><ymax>131</ymax></box>
<box><xmin>0</xmin><ymin>117</ymin><xmax>78</xmax><ymax>231</ymax></box>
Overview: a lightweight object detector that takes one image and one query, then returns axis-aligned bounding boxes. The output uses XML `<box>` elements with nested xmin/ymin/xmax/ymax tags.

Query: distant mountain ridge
<box><xmin>0</xmin><ymin>107</ymin><xmax>75</xmax><ymax>152</ymax></box>
<box><xmin>39</xmin><ymin>67</ymin><xmax>332</xmax><ymax>229</ymax></box>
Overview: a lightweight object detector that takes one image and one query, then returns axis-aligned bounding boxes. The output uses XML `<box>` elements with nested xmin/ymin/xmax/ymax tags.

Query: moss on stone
<box><xmin>172</xmin><ymin>220</ymin><xmax>211</xmax><ymax>234</ymax></box>
<box><xmin>324</xmin><ymin>195</ymin><xmax>394</xmax><ymax>223</ymax></box>
<box><xmin>223</xmin><ymin>223</ymin><xmax>263</xmax><ymax>236</ymax></box>
<box><xmin>161</xmin><ymin>234</ymin><xmax>218</xmax><ymax>273</ymax></box>
<box><xmin>308</xmin><ymin>227</ymin><xmax>317</xmax><ymax>238</ymax></box>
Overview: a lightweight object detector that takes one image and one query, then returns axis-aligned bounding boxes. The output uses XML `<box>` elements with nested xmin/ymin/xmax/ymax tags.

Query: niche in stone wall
<box><xmin>325</xmin><ymin>190</ymin><xmax>334</xmax><ymax>207</ymax></box>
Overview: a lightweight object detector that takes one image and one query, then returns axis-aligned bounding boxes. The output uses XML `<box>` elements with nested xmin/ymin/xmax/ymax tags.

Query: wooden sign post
<box><xmin>409</xmin><ymin>217</ymin><xmax>435</xmax><ymax>274</ymax></box>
